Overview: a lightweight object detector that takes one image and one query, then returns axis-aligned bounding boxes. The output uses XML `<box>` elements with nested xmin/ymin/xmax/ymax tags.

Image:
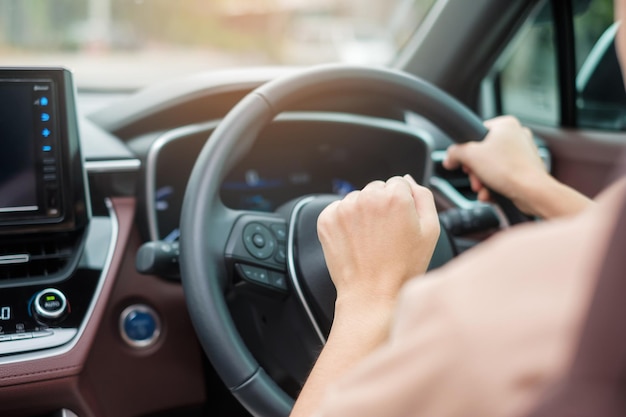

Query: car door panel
<box><xmin>532</xmin><ymin>125</ymin><xmax>625</xmax><ymax>197</ymax></box>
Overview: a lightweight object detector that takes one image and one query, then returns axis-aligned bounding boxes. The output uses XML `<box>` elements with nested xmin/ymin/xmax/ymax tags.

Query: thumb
<box><xmin>443</xmin><ymin>143</ymin><xmax>473</xmax><ymax>171</ymax></box>
<box><xmin>403</xmin><ymin>175</ymin><xmax>438</xmax><ymax>220</ymax></box>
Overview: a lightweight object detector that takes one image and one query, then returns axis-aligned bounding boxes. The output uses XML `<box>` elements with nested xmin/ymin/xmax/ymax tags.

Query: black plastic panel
<box><xmin>0</xmin><ymin>68</ymin><xmax>89</xmax><ymax>235</ymax></box>
<box><xmin>151</xmin><ymin>116</ymin><xmax>429</xmax><ymax>240</ymax></box>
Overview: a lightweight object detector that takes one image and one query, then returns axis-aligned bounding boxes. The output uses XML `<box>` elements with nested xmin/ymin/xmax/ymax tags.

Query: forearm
<box><xmin>297</xmin><ymin>175</ymin><xmax>439</xmax><ymax>417</ymax></box>
<box><xmin>517</xmin><ymin>173</ymin><xmax>593</xmax><ymax>219</ymax></box>
<box><xmin>290</xmin><ymin>300</ymin><xmax>394</xmax><ymax>417</ymax></box>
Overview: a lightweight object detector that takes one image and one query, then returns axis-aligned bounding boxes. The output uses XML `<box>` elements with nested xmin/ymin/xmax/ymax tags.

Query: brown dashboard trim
<box><xmin>0</xmin><ymin>198</ymin><xmax>134</xmax><ymax>415</ymax></box>
<box><xmin>80</xmin><ymin>224</ymin><xmax>206</xmax><ymax>417</ymax></box>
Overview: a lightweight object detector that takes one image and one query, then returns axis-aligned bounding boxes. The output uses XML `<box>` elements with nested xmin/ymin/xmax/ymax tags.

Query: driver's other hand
<box><xmin>443</xmin><ymin>115</ymin><xmax>548</xmax><ymax>214</ymax></box>
<box><xmin>317</xmin><ymin>175</ymin><xmax>440</xmax><ymax>312</ymax></box>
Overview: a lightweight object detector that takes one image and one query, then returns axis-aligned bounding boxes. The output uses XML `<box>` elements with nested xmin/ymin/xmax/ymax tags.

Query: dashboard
<box><xmin>0</xmin><ymin>68</ymin><xmax>92</xmax><ymax>349</ymax></box>
<box><xmin>0</xmin><ymin>66</ymin><xmax>515</xmax><ymax>417</ymax></box>
<box><xmin>144</xmin><ymin>113</ymin><xmax>432</xmax><ymax>241</ymax></box>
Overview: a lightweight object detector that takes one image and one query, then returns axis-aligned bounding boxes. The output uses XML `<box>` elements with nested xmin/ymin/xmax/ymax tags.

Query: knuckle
<box><xmin>363</xmin><ymin>180</ymin><xmax>385</xmax><ymax>191</ymax></box>
<box><xmin>416</xmin><ymin>184</ymin><xmax>434</xmax><ymax>198</ymax></box>
<box><xmin>386</xmin><ymin>175</ymin><xmax>405</xmax><ymax>184</ymax></box>
<box><xmin>501</xmin><ymin>115</ymin><xmax>520</xmax><ymax>126</ymax></box>
<box><xmin>459</xmin><ymin>142</ymin><xmax>477</xmax><ymax>158</ymax></box>
<box><xmin>337</xmin><ymin>195</ymin><xmax>361</xmax><ymax>218</ymax></box>
<box><xmin>386</xmin><ymin>186</ymin><xmax>412</xmax><ymax>205</ymax></box>
<box><xmin>317</xmin><ymin>202</ymin><xmax>338</xmax><ymax>229</ymax></box>
<box><xmin>445</xmin><ymin>145</ymin><xmax>458</xmax><ymax>159</ymax></box>
<box><xmin>522</xmin><ymin>127</ymin><xmax>533</xmax><ymax>139</ymax></box>
<box><xmin>342</xmin><ymin>190</ymin><xmax>359</xmax><ymax>202</ymax></box>
<box><xmin>359</xmin><ymin>188</ymin><xmax>385</xmax><ymax>209</ymax></box>
<box><xmin>316</xmin><ymin>212</ymin><xmax>331</xmax><ymax>234</ymax></box>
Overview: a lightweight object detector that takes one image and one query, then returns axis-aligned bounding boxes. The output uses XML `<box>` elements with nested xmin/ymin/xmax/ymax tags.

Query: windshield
<box><xmin>0</xmin><ymin>0</ymin><xmax>436</xmax><ymax>90</ymax></box>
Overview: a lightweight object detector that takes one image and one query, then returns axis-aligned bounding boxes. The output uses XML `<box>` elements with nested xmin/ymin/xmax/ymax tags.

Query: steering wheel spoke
<box><xmin>225</xmin><ymin>212</ymin><xmax>290</xmax><ymax>295</ymax></box>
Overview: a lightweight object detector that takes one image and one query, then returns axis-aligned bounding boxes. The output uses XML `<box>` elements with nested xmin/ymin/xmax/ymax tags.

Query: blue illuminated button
<box><xmin>42</xmin><ymin>128</ymin><xmax>51</xmax><ymax>138</ymax></box>
<box><xmin>42</xmin><ymin>145</ymin><xmax>52</xmax><ymax>152</ymax></box>
<box><xmin>120</xmin><ymin>305</ymin><xmax>161</xmax><ymax>348</ymax></box>
<box><xmin>40</xmin><ymin>97</ymin><xmax>48</xmax><ymax>106</ymax></box>
<box><xmin>41</xmin><ymin>113</ymin><xmax>50</xmax><ymax>122</ymax></box>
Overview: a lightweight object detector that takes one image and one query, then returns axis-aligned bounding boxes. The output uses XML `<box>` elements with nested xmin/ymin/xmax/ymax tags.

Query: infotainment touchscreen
<box><xmin>0</xmin><ymin>81</ymin><xmax>52</xmax><ymax>214</ymax></box>
<box><xmin>0</xmin><ymin>68</ymin><xmax>89</xmax><ymax>233</ymax></box>
<box><xmin>0</xmin><ymin>79</ymin><xmax>61</xmax><ymax>221</ymax></box>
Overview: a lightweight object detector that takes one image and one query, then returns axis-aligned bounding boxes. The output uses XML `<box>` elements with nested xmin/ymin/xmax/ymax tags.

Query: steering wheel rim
<box><xmin>179</xmin><ymin>64</ymin><xmax>518</xmax><ymax>417</ymax></box>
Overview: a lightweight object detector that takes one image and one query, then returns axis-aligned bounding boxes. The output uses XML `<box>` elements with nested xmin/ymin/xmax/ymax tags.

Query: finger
<box><xmin>442</xmin><ymin>145</ymin><xmax>460</xmax><ymax>170</ymax></box>
<box><xmin>385</xmin><ymin>176</ymin><xmax>411</xmax><ymax>186</ymax></box>
<box><xmin>336</xmin><ymin>191</ymin><xmax>360</xmax><ymax>219</ymax></box>
<box><xmin>443</xmin><ymin>143</ymin><xmax>475</xmax><ymax>171</ymax></box>
<box><xmin>484</xmin><ymin>115</ymin><xmax>520</xmax><ymax>130</ymax></box>
<box><xmin>361</xmin><ymin>180</ymin><xmax>385</xmax><ymax>192</ymax></box>
<box><xmin>404</xmin><ymin>175</ymin><xmax>437</xmax><ymax>217</ymax></box>
<box><xmin>384</xmin><ymin>176</ymin><xmax>415</xmax><ymax>203</ymax></box>
<box><xmin>411</xmin><ymin>184</ymin><xmax>440</xmax><ymax>239</ymax></box>
<box><xmin>477</xmin><ymin>188</ymin><xmax>491</xmax><ymax>202</ymax></box>
<box><xmin>483</xmin><ymin>119</ymin><xmax>495</xmax><ymax>129</ymax></box>
<box><xmin>317</xmin><ymin>200</ymin><xmax>341</xmax><ymax>240</ymax></box>
<box><xmin>403</xmin><ymin>174</ymin><xmax>419</xmax><ymax>187</ymax></box>
<box><xmin>342</xmin><ymin>189</ymin><xmax>360</xmax><ymax>203</ymax></box>
<box><xmin>469</xmin><ymin>173</ymin><xmax>483</xmax><ymax>193</ymax></box>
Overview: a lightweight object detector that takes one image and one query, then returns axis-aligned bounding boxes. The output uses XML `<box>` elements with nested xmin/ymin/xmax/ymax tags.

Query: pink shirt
<box><xmin>315</xmin><ymin>180</ymin><xmax>626</xmax><ymax>417</ymax></box>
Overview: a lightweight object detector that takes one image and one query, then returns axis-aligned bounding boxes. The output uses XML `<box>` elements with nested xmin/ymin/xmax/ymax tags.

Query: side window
<box><xmin>496</xmin><ymin>4</ymin><xmax>559</xmax><ymax>125</ymax></box>
<box><xmin>575</xmin><ymin>1</ymin><xmax>625</xmax><ymax>129</ymax></box>
<box><xmin>482</xmin><ymin>0</ymin><xmax>625</xmax><ymax>130</ymax></box>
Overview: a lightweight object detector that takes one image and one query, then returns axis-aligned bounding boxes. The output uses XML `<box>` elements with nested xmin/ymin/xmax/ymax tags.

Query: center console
<box><xmin>0</xmin><ymin>68</ymin><xmax>101</xmax><ymax>359</ymax></box>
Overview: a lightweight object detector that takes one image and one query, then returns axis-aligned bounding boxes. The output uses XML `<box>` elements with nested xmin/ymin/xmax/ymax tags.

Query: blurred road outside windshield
<box><xmin>0</xmin><ymin>0</ymin><xmax>437</xmax><ymax>89</ymax></box>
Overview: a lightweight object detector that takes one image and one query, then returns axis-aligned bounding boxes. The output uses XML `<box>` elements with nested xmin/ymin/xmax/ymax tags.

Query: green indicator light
<box><xmin>46</xmin><ymin>296</ymin><xmax>56</xmax><ymax>301</ymax></box>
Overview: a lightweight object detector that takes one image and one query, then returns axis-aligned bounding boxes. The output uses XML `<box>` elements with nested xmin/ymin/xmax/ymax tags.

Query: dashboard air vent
<box><xmin>0</xmin><ymin>234</ymin><xmax>80</xmax><ymax>282</ymax></box>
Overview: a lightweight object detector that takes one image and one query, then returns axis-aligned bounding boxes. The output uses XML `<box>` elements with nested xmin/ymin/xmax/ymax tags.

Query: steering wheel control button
<box><xmin>236</xmin><ymin>264</ymin><xmax>288</xmax><ymax>293</ymax></box>
<box><xmin>238</xmin><ymin>264</ymin><xmax>271</xmax><ymax>286</ymax></box>
<box><xmin>270</xmin><ymin>223</ymin><xmax>287</xmax><ymax>241</ymax></box>
<box><xmin>269</xmin><ymin>271</ymin><xmax>288</xmax><ymax>291</ymax></box>
<box><xmin>274</xmin><ymin>244</ymin><xmax>286</xmax><ymax>264</ymax></box>
<box><xmin>33</xmin><ymin>288</ymin><xmax>68</xmax><ymax>324</ymax></box>
<box><xmin>243</xmin><ymin>223</ymin><xmax>276</xmax><ymax>260</ymax></box>
<box><xmin>119</xmin><ymin>305</ymin><xmax>161</xmax><ymax>348</ymax></box>
<box><xmin>252</xmin><ymin>233</ymin><xmax>266</xmax><ymax>248</ymax></box>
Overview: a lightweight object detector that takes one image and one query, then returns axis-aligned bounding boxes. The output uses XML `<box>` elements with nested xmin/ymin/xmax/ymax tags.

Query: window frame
<box><xmin>552</xmin><ymin>0</ymin><xmax>578</xmax><ymax>127</ymax></box>
<box><xmin>483</xmin><ymin>0</ymin><xmax>620</xmax><ymax>129</ymax></box>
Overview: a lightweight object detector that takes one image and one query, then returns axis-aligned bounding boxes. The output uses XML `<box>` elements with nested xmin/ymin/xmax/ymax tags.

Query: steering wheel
<box><xmin>179</xmin><ymin>64</ymin><xmax>525</xmax><ymax>417</ymax></box>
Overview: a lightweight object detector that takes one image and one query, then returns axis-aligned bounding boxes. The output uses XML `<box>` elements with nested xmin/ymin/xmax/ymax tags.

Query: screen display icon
<box><xmin>0</xmin><ymin>307</ymin><xmax>11</xmax><ymax>321</ymax></box>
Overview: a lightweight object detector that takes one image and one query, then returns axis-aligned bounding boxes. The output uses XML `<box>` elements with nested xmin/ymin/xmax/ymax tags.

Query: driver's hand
<box><xmin>317</xmin><ymin>175</ymin><xmax>440</xmax><ymax>313</ymax></box>
<box><xmin>443</xmin><ymin>116</ymin><xmax>548</xmax><ymax>215</ymax></box>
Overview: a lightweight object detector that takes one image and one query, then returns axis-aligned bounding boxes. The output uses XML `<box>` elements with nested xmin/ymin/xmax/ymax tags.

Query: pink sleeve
<box><xmin>315</xmin><ymin>277</ymin><xmax>486</xmax><ymax>417</ymax></box>
<box><xmin>314</xmin><ymin>184</ymin><xmax>626</xmax><ymax>417</ymax></box>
